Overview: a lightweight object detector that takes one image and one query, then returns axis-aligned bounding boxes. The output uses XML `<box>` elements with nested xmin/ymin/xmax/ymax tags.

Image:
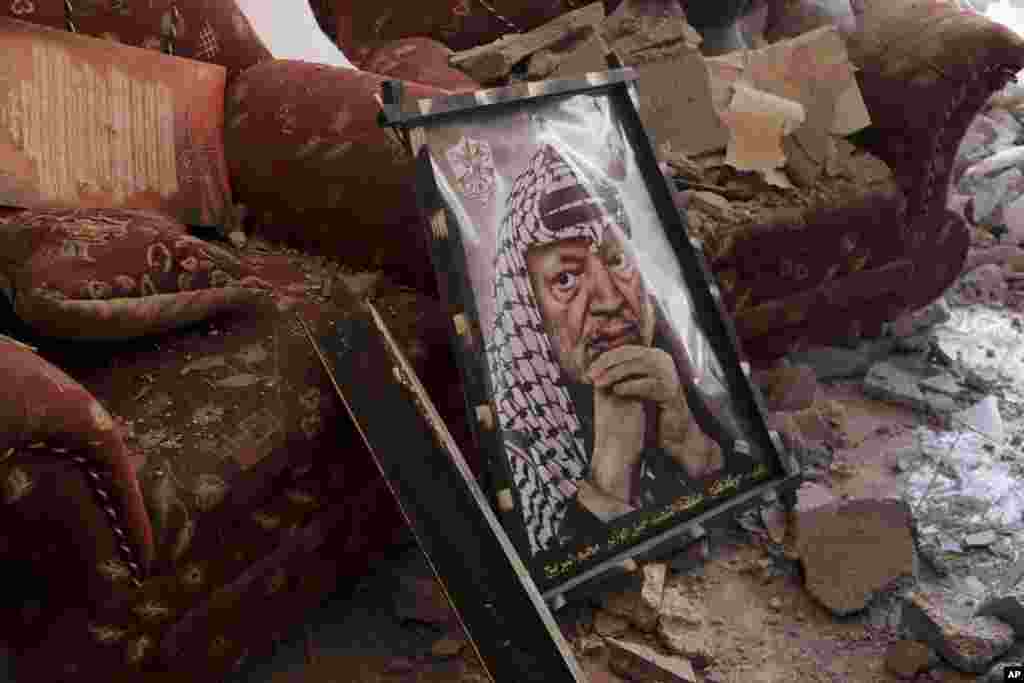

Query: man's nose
<box><xmin>587</xmin><ymin>255</ymin><xmax>624</xmax><ymax>315</ymax></box>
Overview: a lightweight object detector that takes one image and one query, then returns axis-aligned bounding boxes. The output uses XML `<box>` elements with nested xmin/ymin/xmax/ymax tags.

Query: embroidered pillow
<box><xmin>0</xmin><ymin>208</ymin><xmax>276</xmax><ymax>340</ymax></box>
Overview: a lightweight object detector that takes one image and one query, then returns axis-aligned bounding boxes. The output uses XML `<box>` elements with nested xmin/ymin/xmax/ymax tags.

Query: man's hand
<box><xmin>590</xmin><ymin>386</ymin><xmax>645</xmax><ymax>505</ymax></box>
<box><xmin>587</xmin><ymin>345</ymin><xmax>681</xmax><ymax>404</ymax></box>
<box><xmin>589</xmin><ymin>345</ymin><xmax>724</xmax><ymax>480</ymax></box>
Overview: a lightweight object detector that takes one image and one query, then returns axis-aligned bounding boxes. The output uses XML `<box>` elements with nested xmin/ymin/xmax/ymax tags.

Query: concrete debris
<box><xmin>884</xmin><ymin>640</ymin><xmax>933</xmax><ymax>679</ymax></box>
<box><xmin>430</xmin><ymin>633</ymin><xmax>468</xmax><ymax>658</ymax></box>
<box><xmin>594</xmin><ymin>609</ymin><xmax>630</xmax><ymax>637</ymax></box>
<box><xmin>785</xmin><ymin>345</ymin><xmax>873</xmax><ymax>380</ymax></box>
<box><xmin>901</xmin><ymin>588</ymin><xmax>1015</xmax><ymax>674</ymax></box>
<box><xmin>606</xmin><ymin>637</ymin><xmax>698</xmax><ymax>683</ymax></box>
<box><xmin>953</xmin><ymin>396</ymin><xmax>1005</xmax><ymax>444</ymax></box>
<box><xmin>794</xmin><ymin>484</ymin><xmax>917</xmax><ymax>616</ymax></box>
<box><xmin>449</xmin><ymin>2</ymin><xmax>605</xmax><ymax>83</ymax></box>
<box><xmin>753</xmin><ymin>364</ymin><xmax>819</xmax><ymax>413</ymax></box>
<box><xmin>976</xmin><ymin>590</ymin><xmax>1024</xmax><ymax>636</ymax></box>
<box><xmin>918</xmin><ymin>373</ymin><xmax>964</xmax><ymax>398</ymax></box>
<box><xmin>547</xmin><ymin>28</ymin><xmax>609</xmax><ymax>79</ymax></box>
<box><xmin>863</xmin><ymin>361</ymin><xmax>927</xmax><ymax>410</ymax></box>
<box><xmin>656</xmin><ymin>584</ymin><xmax>710</xmax><ymax>665</ymax></box>
<box><xmin>602</xmin><ymin>590</ymin><xmax>639</xmax><ymax>621</ymax></box>
<box><xmin>634</xmin><ymin>563</ymin><xmax>667</xmax><ymax>632</ymax></box>
<box><xmin>888</xmin><ymin>298</ymin><xmax>952</xmax><ymax>338</ymax></box>
<box><xmin>687</xmin><ymin>190</ymin><xmax>732</xmax><ymax>221</ymax></box>
<box><xmin>760</xmin><ymin>503</ymin><xmax>788</xmax><ymax>544</ymax></box>
<box><xmin>951</xmin><ymin>264</ymin><xmax>1008</xmax><ymax>307</ymax></box>
<box><xmin>964</xmin><ymin>530</ymin><xmax>999</xmax><ymax>549</ymax></box>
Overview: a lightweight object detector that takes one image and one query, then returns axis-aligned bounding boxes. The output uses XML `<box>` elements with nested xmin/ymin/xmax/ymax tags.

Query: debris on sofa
<box><xmin>448</xmin><ymin>2</ymin><xmax>605</xmax><ymax>83</ymax></box>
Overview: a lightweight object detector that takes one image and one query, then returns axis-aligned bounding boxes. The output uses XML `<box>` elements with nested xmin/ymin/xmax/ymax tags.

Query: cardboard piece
<box><xmin>450</xmin><ymin>2</ymin><xmax>606</xmax><ymax>83</ymax></box>
<box><xmin>0</xmin><ymin>17</ymin><xmax>231</xmax><ymax>226</ymax></box>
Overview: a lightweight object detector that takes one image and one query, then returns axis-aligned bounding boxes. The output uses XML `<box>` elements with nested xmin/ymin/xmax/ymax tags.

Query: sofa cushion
<box><xmin>0</xmin><ymin>333</ymin><xmax>153</xmax><ymax>572</ymax></box>
<box><xmin>0</xmin><ymin>208</ymin><xmax>277</xmax><ymax>341</ymax></box>
<box><xmin>64</xmin><ymin>0</ymin><xmax>271</xmax><ymax>79</ymax></box>
<box><xmin>224</xmin><ymin>60</ymin><xmax>469</xmax><ymax>289</ymax></box>
<box><xmin>1</xmin><ymin>0</ymin><xmax>63</xmax><ymax>29</ymax></box>
<box><xmin>16</xmin><ymin>242</ymin><xmax>468</xmax><ymax>677</ymax></box>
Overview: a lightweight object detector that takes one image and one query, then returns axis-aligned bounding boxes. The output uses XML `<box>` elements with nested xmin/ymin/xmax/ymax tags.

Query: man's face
<box><xmin>526</xmin><ymin>227</ymin><xmax>652</xmax><ymax>383</ymax></box>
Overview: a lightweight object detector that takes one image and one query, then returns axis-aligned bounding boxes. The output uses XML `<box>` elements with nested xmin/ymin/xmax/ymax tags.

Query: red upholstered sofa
<box><xmin>0</xmin><ymin>1</ymin><xmax>1022</xmax><ymax>681</ymax></box>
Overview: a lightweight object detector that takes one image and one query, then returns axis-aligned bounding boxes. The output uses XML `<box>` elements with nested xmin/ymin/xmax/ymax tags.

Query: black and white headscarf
<box><xmin>486</xmin><ymin>143</ymin><xmax>633</xmax><ymax>555</ymax></box>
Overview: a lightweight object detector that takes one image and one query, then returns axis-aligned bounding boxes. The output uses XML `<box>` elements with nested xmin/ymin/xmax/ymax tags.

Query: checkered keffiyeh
<box><xmin>486</xmin><ymin>143</ymin><xmax>630</xmax><ymax>555</ymax></box>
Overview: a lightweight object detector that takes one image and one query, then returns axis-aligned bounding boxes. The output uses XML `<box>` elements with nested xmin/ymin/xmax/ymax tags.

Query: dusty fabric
<box><xmin>0</xmin><ymin>0</ymin><xmax>64</xmax><ymax>29</ymax></box>
<box><xmin>0</xmin><ymin>208</ymin><xmax>276</xmax><ymax>340</ymax></box>
<box><xmin>223</xmin><ymin>60</ymin><xmax>472</xmax><ymax>288</ymax></box>
<box><xmin>12</xmin><ymin>255</ymin><xmax>460</xmax><ymax>680</ymax></box>
<box><xmin>0</xmin><ymin>334</ymin><xmax>153</xmax><ymax>571</ymax></box>
<box><xmin>65</xmin><ymin>0</ymin><xmax>272</xmax><ymax>80</ymax></box>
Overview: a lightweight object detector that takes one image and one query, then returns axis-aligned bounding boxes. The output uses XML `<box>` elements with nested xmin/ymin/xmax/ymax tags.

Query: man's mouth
<box><xmin>587</xmin><ymin>322</ymin><xmax>641</xmax><ymax>358</ymax></box>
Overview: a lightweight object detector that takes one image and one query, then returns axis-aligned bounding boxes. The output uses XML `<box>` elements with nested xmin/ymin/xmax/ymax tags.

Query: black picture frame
<box><xmin>379</xmin><ymin>68</ymin><xmax>802</xmax><ymax>599</ymax></box>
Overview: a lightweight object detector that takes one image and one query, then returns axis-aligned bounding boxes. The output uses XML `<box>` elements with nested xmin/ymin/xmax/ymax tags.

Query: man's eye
<box><xmin>553</xmin><ymin>271</ymin><xmax>578</xmax><ymax>292</ymax></box>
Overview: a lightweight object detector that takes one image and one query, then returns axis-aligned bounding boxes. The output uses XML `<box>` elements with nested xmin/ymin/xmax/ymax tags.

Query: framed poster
<box><xmin>380</xmin><ymin>69</ymin><xmax>801</xmax><ymax>598</ymax></box>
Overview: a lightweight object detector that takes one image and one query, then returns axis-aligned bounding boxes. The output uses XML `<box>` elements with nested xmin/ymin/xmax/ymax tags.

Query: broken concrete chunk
<box><xmin>760</xmin><ymin>503</ymin><xmax>788</xmax><ymax>544</ymax></box>
<box><xmin>657</xmin><ymin>585</ymin><xmax>710</xmax><ymax>664</ymax></box>
<box><xmin>594</xmin><ymin>609</ymin><xmax>630</xmax><ymax>637</ymax></box>
<box><xmin>977</xmin><ymin>591</ymin><xmax>1024</xmax><ymax>636</ymax></box>
<box><xmin>753</xmin><ymin>364</ymin><xmax>819</xmax><ymax>413</ymax></box>
<box><xmin>965</xmin><ymin>530</ymin><xmax>999</xmax><ymax>549</ymax></box>
<box><xmin>549</xmin><ymin>29</ymin><xmax>609</xmax><ymax>78</ymax></box>
<box><xmin>796</xmin><ymin>495</ymin><xmax>917</xmax><ymax>616</ymax></box>
<box><xmin>688</xmin><ymin>191</ymin><xmax>732</xmax><ymax>220</ymax></box>
<box><xmin>430</xmin><ymin>633</ymin><xmax>468</xmax><ymax>658</ymax></box>
<box><xmin>954</xmin><ymin>396</ymin><xmax>1005</xmax><ymax>444</ymax></box>
<box><xmin>603</xmin><ymin>590</ymin><xmax>639</xmax><ymax>620</ymax></box>
<box><xmin>919</xmin><ymin>374</ymin><xmax>963</xmax><ymax>397</ymax></box>
<box><xmin>721</xmin><ymin>83</ymin><xmax>806</xmax><ymax>173</ymax></box>
<box><xmin>786</xmin><ymin>345</ymin><xmax>873</xmax><ymax>380</ymax></box>
<box><xmin>634</xmin><ymin>563</ymin><xmax>667</xmax><ymax>632</ymax></box>
<box><xmin>601</xmin><ymin>10</ymin><xmax>700</xmax><ymax>60</ymax></box>
<box><xmin>626</xmin><ymin>49</ymin><xmax>729</xmax><ymax>157</ymax></box>
<box><xmin>450</xmin><ymin>2</ymin><xmax>605</xmax><ymax>83</ymax></box>
<box><xmin>884</xmin><ymin>640</ymin><xmax>933</xmax><ymax>679</ymax></box>
<box><xmin>901</xmin><ymin>588</ymin><xmax>1015</xmax><ymax>674</ymax></box>
<box><xmin>889</xmin><ymin>298</ymin><xmax>952</xmax><ymax>338</ymax></box>
<box><xmin>863</xmin><ymin>361</ymin><xmax>927</xmax><ymax>411</ymax></box>
<box><xmin>606</xmin><ymin>637</ymin><xmax>698</xmax><ymax>683</ymax></box>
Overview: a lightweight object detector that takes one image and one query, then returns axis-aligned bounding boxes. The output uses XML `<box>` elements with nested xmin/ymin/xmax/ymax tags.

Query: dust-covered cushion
<box><xmin>64</xmin><ymin>0</ymin><xmax>271</xmax><ymax>80</ymax></box>
<box><xmin>0</xmin><ymin>208</ymin><xmax>277</xmax><ymax>341</ymax></box>
<box><xmin>0</xmin><ymin>334</ymin><xmax>153</xmax><ymax>571</ymax></box>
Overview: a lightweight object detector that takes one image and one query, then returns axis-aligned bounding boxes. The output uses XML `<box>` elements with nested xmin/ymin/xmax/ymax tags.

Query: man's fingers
<box><xmin>592</xmin><ymin>356</ymin><xmax>652</xmax><ymax>388</ymax></box>
<box><xmin>587</xmin><ymin>344</ymin><xmax>647</xmax><ymax>380</ymax></box>
<box><xmin>610</xmin><ymin>377</ymin><xmax>661</xmax><ymax>400</ymax></box>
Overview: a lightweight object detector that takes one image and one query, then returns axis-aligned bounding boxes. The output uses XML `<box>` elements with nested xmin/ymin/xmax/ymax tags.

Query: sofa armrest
<box><xmin>846</xmin><ymin>1</ymin><xmax>1024</xmax><ymax>221</ymax></box>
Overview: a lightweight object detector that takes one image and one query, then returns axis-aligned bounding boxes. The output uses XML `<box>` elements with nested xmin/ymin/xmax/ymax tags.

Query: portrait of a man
<box><xmin>486</xmin><ymin>142</ymin><xmax>744</xmax><ymax>556</ymax></box>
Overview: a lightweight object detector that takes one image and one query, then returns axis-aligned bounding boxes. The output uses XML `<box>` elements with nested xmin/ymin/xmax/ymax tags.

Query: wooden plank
<box><xmin>0</xmin><ymin>17</ymin><xmax>231</xmax><ymax>226</ymax></box>
<box><xmin>301</xmin><ymin>308</ymin><xmax>587</xmax><ymax>683</ymax></box>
